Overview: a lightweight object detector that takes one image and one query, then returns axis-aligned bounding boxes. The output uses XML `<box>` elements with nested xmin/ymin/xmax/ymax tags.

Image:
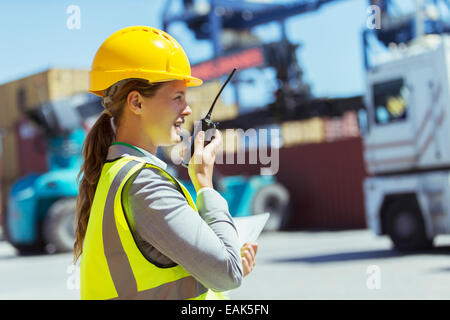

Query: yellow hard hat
<box><xmin>88</xmin><ymin>26</ymin><xmax>203</xmax><ymax>97</ymax></box>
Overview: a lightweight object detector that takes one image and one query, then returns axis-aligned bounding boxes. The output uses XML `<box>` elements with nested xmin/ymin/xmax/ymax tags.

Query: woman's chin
<box><xmin>172</xmin><ymin>134</ymin><xmax>182</xmax><ymax>144</ymax></box>
<box><xmin>158</xmin><ymin>133</ymin><xmax>182</xmax><ymax>147</ymax></box>
<box><xmin>170</xmin><ymin>130</ymin><xmax>182</xmax><ymax>145</ymax></box>
<box><xmin>172</xmin><ymin>126</ymin><xmax>185</xmax><ymax>143</ymax></box>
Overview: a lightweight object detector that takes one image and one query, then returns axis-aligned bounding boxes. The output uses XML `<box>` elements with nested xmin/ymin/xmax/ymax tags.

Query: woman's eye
<box><xmin>174</xmin><ymin>96</ymin><xmax>182</xmax><ymax>101</ymax></box>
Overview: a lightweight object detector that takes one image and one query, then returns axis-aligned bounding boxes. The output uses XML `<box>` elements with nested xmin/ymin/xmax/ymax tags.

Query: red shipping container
<box><xmin>275</xmin><ymin>137</ymin><xmax>367</xmax><ymax>230</ymax></box>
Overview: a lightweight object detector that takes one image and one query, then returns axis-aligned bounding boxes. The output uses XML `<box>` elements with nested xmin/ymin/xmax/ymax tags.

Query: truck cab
<box><xmin>362</xmin><ymin>35</ymin><xmax>450</xmax><ymax>250</ymax></box>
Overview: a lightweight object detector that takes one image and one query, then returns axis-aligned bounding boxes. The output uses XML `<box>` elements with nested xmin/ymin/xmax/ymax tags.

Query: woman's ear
<box><xmin>127</xmin><ymin>90</ymin><xmax>143</xmax><ymax>115</ymax></box>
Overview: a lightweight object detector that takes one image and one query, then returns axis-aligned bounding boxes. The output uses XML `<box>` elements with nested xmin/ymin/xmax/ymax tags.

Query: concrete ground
<box><xmin>1</xmin><ymin>229</ymin><xmax>450</xmax><ymax>300</ymax></box>
<box><xmin>230</xmin><ymin>230</ymin><xmax>450</xmax><ymax>300</ymax></box>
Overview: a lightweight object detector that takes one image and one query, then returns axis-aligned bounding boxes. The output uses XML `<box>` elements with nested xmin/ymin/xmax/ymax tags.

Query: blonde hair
<box><xmin>73</xmin><ymin>79</ymin><xmax>165</xmax><ymax>262</ymax></box>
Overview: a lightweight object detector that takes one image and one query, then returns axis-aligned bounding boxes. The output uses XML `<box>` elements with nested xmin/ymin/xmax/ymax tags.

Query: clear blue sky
<box><xmin>0</xmin><ymin>0</ymin><xmax>371</xmax><ymax>108</ymax></box>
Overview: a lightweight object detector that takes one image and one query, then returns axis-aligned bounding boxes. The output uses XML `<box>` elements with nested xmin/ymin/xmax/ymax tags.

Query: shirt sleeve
<box><xmin>124</xmin><ymin>167</ymin><xmax>243</xmax><ymax>292</ymax></box>
<box><xmin>196</xmin><ymin>187</ymin><xmax>215</xmax><ymax>197</ymax></box>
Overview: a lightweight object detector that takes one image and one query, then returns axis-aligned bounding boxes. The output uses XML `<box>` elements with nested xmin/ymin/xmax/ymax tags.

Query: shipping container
<box><xmin>281</xmin><ymin>117</ymin><xmax>324</xmax><ymax>147</ymax></box>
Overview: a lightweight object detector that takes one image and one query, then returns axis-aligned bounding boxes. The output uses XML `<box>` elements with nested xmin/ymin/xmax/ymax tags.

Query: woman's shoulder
<box><xmin>123</xmin><ymin>165</ymin><xmax>185</xmax><ymax>205</ymax></box>
<box><xmin>127</xmin><ymin>165</ymin><xmax>177</xmax><ymax>189</ymax></box>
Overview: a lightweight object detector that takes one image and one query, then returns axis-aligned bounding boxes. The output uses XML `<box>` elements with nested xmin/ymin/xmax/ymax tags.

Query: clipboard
<box><xmin>232</xmin><ymin>212</ymin><xmax>270</xmax><ymax>246</ymax></box>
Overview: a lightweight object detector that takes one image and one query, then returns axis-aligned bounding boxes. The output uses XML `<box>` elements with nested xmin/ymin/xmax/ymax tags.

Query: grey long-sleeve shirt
<box><xmin>106</xmin><ymin>143</ymin><xmax>243</xmax><ymax>292</ymax></box>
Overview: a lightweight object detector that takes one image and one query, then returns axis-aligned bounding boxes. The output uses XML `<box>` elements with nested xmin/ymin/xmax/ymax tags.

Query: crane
<box><xmin>162</xmin><ymin>0</ymin><xmax>356</xmax><ymax>123</ymax></box>
<box><xmin>163</xmin><ymin>0</ymin><xmax>346</xmax><ymax>58</ymax></box>
<box><xmin>161</xmin><ymin>0</ymin><xmax>450</xmax><ymax>127</ymax></box>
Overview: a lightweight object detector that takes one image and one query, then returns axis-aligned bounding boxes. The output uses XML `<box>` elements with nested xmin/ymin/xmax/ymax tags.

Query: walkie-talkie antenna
<box><xmin>205</xmin><ymin>68</ymin><xmax>237</xmax><ymax>120</ymax></box>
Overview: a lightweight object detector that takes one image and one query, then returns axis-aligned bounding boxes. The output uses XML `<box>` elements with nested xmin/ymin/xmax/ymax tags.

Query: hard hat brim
<box><xmin>88</xmin><ymin>70</ymin><xmax>203</xmax><ymax>97</ymax></box>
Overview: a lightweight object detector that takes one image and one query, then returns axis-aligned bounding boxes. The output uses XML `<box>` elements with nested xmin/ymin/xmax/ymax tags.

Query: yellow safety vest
<box><xmin>80</xmin><ymin>155</ymin><xmax>223</xmax><ymax>300</ymax></box>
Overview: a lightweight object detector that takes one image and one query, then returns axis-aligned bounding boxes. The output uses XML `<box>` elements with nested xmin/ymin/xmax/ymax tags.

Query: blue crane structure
<box><xmin>163</xmin><ymin>0</ymin><xmax>347</xmax><ymax>58</ymax></box>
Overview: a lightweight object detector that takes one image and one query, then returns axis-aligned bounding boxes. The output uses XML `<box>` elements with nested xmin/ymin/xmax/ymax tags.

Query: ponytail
<box><xmin>73</xmin><ymin>112</ymin><xmax>114</xmax><ymax>262</ymax></box>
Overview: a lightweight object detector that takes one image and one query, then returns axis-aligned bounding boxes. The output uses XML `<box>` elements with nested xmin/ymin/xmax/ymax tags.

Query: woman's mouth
<box><xmin>174</xmin><ymin>119</ymin><xmax>184</xmax><ymax>134</ymax></box>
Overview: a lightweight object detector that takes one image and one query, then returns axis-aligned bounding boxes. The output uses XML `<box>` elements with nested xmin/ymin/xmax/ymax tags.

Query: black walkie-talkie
<box><xmin>182</xmin><ymin>68</ymin><xmax>237</xmax><ymax>168</ymax></box>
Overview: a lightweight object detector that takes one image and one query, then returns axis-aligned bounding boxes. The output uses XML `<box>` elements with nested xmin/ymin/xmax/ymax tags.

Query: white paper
<box><xmin>233</xmin><ymin>212</ymin><xmax>270</xmax><ymax>246</ymax></box>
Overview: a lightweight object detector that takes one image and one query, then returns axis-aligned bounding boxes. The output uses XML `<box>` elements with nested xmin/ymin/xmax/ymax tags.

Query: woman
<box><xmin>73</xmin><ymin>26</ymin><xmax>258</xmax><ymax>300</ymax></box>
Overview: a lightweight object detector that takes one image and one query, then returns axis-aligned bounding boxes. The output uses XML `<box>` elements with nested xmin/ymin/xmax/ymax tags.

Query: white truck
<box><xmin>363</xmin><ymin>34</ymin><xmax>450</xmax><ymax>250</ymax></box>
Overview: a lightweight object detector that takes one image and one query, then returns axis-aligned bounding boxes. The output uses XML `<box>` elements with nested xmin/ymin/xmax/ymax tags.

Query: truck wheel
<box><xmin>43</xmin><ymin>198</ymin><xmax>77</xmax><ymax>254</ymax></box>
<box><xmin>386</xmin><ymin>200</ymin><xmax>433</xmax><ymax>251</ymax></box>
<box><xmin>252</xmin><ymin>183</ymin><xmax>290</xmax><ymax>231</ymax></box>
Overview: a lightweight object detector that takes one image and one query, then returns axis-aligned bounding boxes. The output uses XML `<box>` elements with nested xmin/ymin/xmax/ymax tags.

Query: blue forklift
<box><xmin>3</xmin><ymin>93</ymin><xmax>102</xmax><ymax>254</ymax></box>
<box><xmin>3</xmin><ymin>93</ymin><xmax>290</xmax><ymax>255</ymax></box>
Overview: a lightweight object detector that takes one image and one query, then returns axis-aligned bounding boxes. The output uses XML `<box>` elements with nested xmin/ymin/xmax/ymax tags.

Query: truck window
<box><xmin>373</xmin><ymin>78</ymin><xmax>409</xmax><ymax>125</ymax></box>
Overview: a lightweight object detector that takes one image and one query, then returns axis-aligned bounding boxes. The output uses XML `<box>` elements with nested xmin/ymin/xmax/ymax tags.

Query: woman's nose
<box><xmin>182</xmin><ymin>104</ymin><xmax>192</xmax><ymax>116</ymax></box>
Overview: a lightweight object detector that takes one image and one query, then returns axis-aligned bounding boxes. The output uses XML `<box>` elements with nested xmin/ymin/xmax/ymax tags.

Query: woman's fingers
<box><xmin>241</xmin><ymin>243</ymin><xmax>256</xmax><ymax>262</ymax></box>
<box><xmin>191</xmin><ymin>130</ymin><xmax>206</xmax><ymax>166</ymax></box>
<box><xmin>241</xmin><ymin>242</ymin><xmax>258</xmax><ymax>277</ymax></box>
<box><xmin>241</xmin><ymin>256</ymin><xmax>253</xmax><ymax>277</ymax></box>
<box><xmin>204</xmin><ymin>129</ymin><xmax>222</xmax><ymax>154</ymax></box>
<box><xmin>242</xmin><ymin>242</ymin><xmax>258</xmax><ymax>258</ymax></box>
<box><xmin>250</xmin><ymin>242</ymin><xmax>258</xmax><ymax>256</ymax></box>
<box><xmin>193</xmin><ymin>130</ymin><xmax>205</xmax><ymax>156</ymax></box>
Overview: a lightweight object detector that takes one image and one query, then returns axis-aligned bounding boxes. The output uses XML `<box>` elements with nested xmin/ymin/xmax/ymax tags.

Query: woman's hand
<box><xmin>241</xmin><ymin>242</ymin><xmax>258</xmax><ymax>277</ymax></box>
<box><xmin>188</xmin><ymin>129</ymin><xmax>222</xmax><ymax>192</ymax></box>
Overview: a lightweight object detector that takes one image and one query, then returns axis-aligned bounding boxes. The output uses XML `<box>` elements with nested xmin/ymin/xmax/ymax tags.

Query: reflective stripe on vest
<box><xmin>80</xmin><ymin>156</ymin><xmax>221</xmax><ymax>300</ymax></box>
